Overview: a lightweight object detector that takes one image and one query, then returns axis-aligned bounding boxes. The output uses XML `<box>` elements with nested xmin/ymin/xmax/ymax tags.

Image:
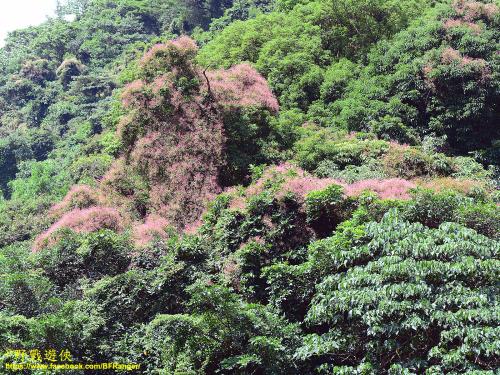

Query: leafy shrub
<box><xmin>305</xmin><ymin>184</ymin><xmax>348</xmax><ymax>236</ymax></box>
<box><xmin>8</xmin><ymin>159</ymin><xmax>70</xmax><ymax>202</ymax></box>
<box><xmin>382</xmin><ymin>145</ymin><xmax>454</xmax><ymax>179</ymax></box>
<box><xmin>128</xmin><ymin>282</ymin><xmax>302</xmax><ymax>374</ymax></box>
<box><xmin>320</xmin><ymin>59</ymin><xmax>359</xmax><ymax>103</ymax></box>
<box><xmin>56</xmin><ymin>58</ymin><xmax>85</xmax><ymax>88</ymax></box>
<box><xmin>294</xmin><ymin>128</ymin><xmax>389</xmax><ymax>172</ymax></box>
<box><xmin>303</xmin><ymin>210</ymin><xmax>499</xmax><ymax>373</ymax></box>
<box><xmin>369</xmin><ymin>115</ymin><xmax>419</xmax><ymax>145</ymax></box>
<box><xmin>199</xmin><ymin>0</ymin><xmax>428</xmax><ymax>110</ymax></box>
<box><xmin>234</xmin><ymin>240</ymin><xmax>270</xmax><ymax>302</ymax></box>
<box><xmin>36</xmin><ymin>229</ymin><xmax>130</xmax><ymax>288</ymax></box>
<box><xmin>0</xmin><ymin>269</ymin><xmax>54</xmax><ymax>318</ymax></box>
<box><xmin>263</xmin><ymin>262</ymin><xmax>315</xmax><ymax>322</ymax></box>
<box><xmin>402</xmin><ymin>189</ymin><xmax>466</xmax><ymax>228</ymax></box>
<box><xmin>0</xmin><ymin>1</ymin><xmax>498</xmax><ymax>373</ymax></box>
<box><xmin>82</xmin><ymin>258</ymin><xmax>189</xmax><ymax>349</ymax></box>
<box><xmin>456</xmin><ymin>202</ymin><xmax>500</xmax><ymax>239</ymax></box>
<box><xmin>335</xmin><ymin>0</ymin><xmax>500</xmax><ymax>158</ymax></box>
<box><xmin>401</xmin><ymin>188</ymin><xmax>499</xmax><ymax>238</ymax></box>
<box><xmin>315</xmin><ymin>159</ymin><xmax>388</xmax><ymax>183</ymax></box>
<box><xmin>76</xmin><ymin>230</ymin><xmax>131</xmax><ymax>280</ymax></box>
<box><xmin>69</xmin><ymin>154</ymin><xmax>113</xmax><ymax>184</ymax></box>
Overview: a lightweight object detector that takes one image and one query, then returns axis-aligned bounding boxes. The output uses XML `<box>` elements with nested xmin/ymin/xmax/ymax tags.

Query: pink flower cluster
<box><xmin>101</xmin><ymin>158</ymin><xmax>134</xmax><ymax>196</ymax></box>
<box><xmin>132</xmin><ymin>215</ymin><xmax>170</xmax><ymax>247</ymax></box>
<box><xmin>121</xmin><ymin>79</ymin><xmax>146</xmax><ymax>109</ymax></box>
<box><xmin>130</xmin><ymin>110</ymin><xmax>225</xmax><ymax>227</ymax></box>
<box><xmin>50</xmin><ymin>185</ymin><xmax>103</xmax><ymax>218</ymax></box>
<box><xmin>117</xmin><ymin>37</ymin><xmax>229</xmax><ymax>229</ymax></box>
<box><xmin>207</xmin><ymin>63</ymin><xmax>279</xmax><ymax>113</ymax></box>
<box><xmin>184</xmin><ymin>219</ymin><xmax>203</xmax><ymax>235</ymax></box>
<box><xmin>441</xmin><ymin>47</ymin><xmax>462</xmax><ymax>64</ymax></box>
<box><xmin>243</xmin><ymin>163</ymin><xmax>305</xmax><ymax>197</ymax></box>
<box><xmin>345</xmin><ymin>179</ymin><xmax>416</xmax><ymax>200</ymax></box>
<box><xmin>452</xmin><ymin>0</ymin><xmax>498</xmax><ymax>21</ymax></box>
<box><xmin>33</xmin><ymin>207</ymin><xmax>124</xmax><ymax>252</ymax></box>
<box><xmin>37</xmin><ymin>36</ymin><xmax>282</xmax><ymax>248</ymax></box>
<box><xmin>440</xmin><ymin>47</ymin><xmax>490</xmax><ymax>80</ymax></box>
<box><xmin>169</xmin><ymin>36</ymin><xmax>199</xmax><ymax>51</ymax></box>
<box><xmin>273</xmin><ymin>162</ymin><xmax>302</xmax><ymax>174</ymax></box>
<box><xmin>443</xmin><ymin>18</ymin><xmax>482</xmax><ymax>34</ymax></box>
<box><xmin>140</xmin><ymin>36</ymin><xmax>198</xmax><ymax>68</ymax></box>
<box><xmin>229</xmin><ymin>164</ymin><xmax>417</xmax><ymax>212</ymax></box>
<box><xmin>422</xmin><ymin>63</ymin><xmax>436</xmax><ymax>89</ymax></box>
<box><xmin>281</xmin><ymin>176</ymin><xmax>415</xmax><ymax>201</ymax></box>
<box><xmin>228</xmin><ymin>195</ymin><xmax>247</xmax><ymax>211</ymax></box>
<box><xmin>279</xmin><ymin>177</ymin><xmax>345</xmax><ymax>201</ymax></box>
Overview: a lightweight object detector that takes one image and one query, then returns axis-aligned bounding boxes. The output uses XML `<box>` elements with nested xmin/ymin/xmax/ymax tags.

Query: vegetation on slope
<box><xmin>0</xmin><ymin>0</ymin><xmax>498</xmax><ymax>373</ymax></box>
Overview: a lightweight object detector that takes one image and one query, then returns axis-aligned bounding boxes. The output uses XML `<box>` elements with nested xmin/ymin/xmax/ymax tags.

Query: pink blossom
<box><xmin>229</xmin><ymin>195</ymin><xmax>246</xmax><ymax>210</ymax></box>
<box><xmin>483</xmin><ymin>3</ymin><xmax>500</xmax><ymax>19</ymax></box>
<box><xmin>132</xmin><ymin>215</ymin><xmax>170</xmax><ymax>247</ymax></box>
<box><xmin>121</xmin><ymin>79</ymin><xmax>146</xmax><ymax>109</ymax></box>
<box><xmin>121</xmin><ymin>39</ymin><xmax>277</xmax><ymax>230</ymax></box>
<box><xmin>388</xmin><ymin>140</ymin><xmax>410</xmax><ymax>149</ymax></box>
<box><xmin>50</xmin><ymin>185</ymin><xmax>102</xmax><ymax>218</ymax></box>
<box><xmin>279</xmin><ymin>177</ymin><xmax>345</xmax><ymax>201</ymax></box>
<box><xmin>47</xmin><ymin>36</ymin><xmax>279</xmax><ymax>235</ymax></box>
<box><xmin>102</xmin><ymin>159</ymin><xmax>126</xmax><ymax>188</ymax></box>
<box><xmin>140</xmin><ymin>37</ymin><xmax>198</xmax><ymax>68</ymax></box>
<box><xmin>245</xmin><ymin>163</ymin><xmax>306</xmax><ymax>197</ymax></box>
<box><xmin>33</xmin><ymin>207</ymin><xmax>124</xmax><ymax>252</ymax></box>
<box><xmin>422</xmin><ymin>63</ymin><xmax>436</xmax><ymax>90</ymax></box>
<box><xmin>273</xmin><ymin>162</ymin><xmax>303</xmax><ymax>174</ymax></box>
<box><xmin>170</xmin><ymin>36</ymin><xmax>199</xmax><ymax>51</ymax></box>
<box><xmin>443</xmin><ymin>18</ymin><xmax>482</xmax><ymax>34</ymax></box>
<box><xmin>452</xmin><ymin>0</ymin><xmax>499</xmax><ymax>21</ymax></box>
<box><xmin>345</xmin><ymin>179</ymin><xmax>416</xmax><ymax>200</ymax></box>
<box><xmin>440</xmin><ymin>47</ymin><xmax>491</xmax><ymax>80</ymax></box>
<box><xmin>207</xmin><ymin>63</ymin><xmax>279</xmax><ymax>113</ymax></box>
<box><xmin>184</xmin><ymin>219</ymin><xmax>203</xmax><ymax>235</ymax></box>
<box><xmin>441</xmin><ymin>47</ymin><xmax>462</xmax><ymax>64</ymax></box>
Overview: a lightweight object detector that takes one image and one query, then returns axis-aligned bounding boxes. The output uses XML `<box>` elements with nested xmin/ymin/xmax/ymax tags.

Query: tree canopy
<box><xmin>0</xmin><ymin>0</ymin><xmax>498</xmax><ymax>373</ymax></box>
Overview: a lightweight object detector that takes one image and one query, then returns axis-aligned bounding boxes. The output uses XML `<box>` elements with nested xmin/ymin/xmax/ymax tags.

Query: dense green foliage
<box><xmin>0</xmin><ymin>0</ymin><xmax>498</xmax><ymax>373</ymax></box>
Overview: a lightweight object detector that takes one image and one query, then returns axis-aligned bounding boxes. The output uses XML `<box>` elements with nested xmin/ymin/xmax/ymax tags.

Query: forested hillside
<box><xmin>0</xmin><ymin>0</ymin><xmax>498</xmax><ymax>373</ymax></box>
